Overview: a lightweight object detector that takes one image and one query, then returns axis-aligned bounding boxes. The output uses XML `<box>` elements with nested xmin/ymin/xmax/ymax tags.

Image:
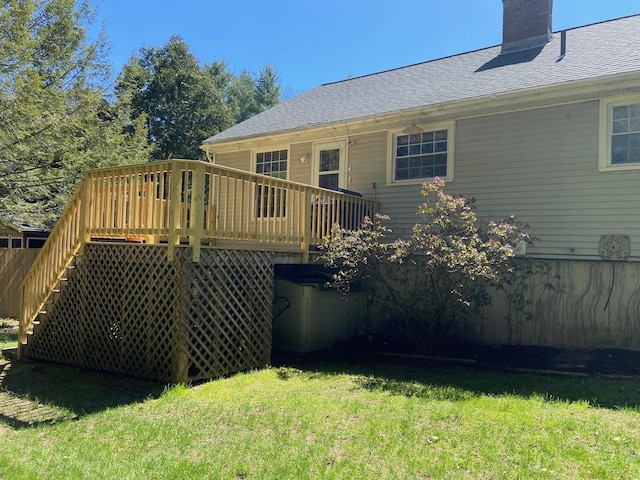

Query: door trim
<box><xmin>312</xmin><ymin>139</ymin><xmax>348</xmax><ymax>189</ymax></box>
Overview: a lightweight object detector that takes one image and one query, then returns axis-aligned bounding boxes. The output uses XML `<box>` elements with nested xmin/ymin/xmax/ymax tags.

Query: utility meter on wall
<box><xmin>599</xmin><ymin>234</ymin><xmax>630</xmax><ymax>260</ymax></box>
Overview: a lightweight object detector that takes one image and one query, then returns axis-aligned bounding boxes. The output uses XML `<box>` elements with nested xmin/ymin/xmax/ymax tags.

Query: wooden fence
<box><xmin>0</xmin><ymin>249</ymin><xmax>40</xmax><ymax>318</ymax></box>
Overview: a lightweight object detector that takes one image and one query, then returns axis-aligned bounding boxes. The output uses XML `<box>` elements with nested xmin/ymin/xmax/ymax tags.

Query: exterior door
<box><xmin>314</xmin><ymin>141</ymin><xmax>346</xmax><ymax>190</ymax></box>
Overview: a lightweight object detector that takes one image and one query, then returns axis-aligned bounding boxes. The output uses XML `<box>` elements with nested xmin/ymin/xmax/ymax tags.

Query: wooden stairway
<box><xmin>18</xmin><ymin>181</ymin><xmax>85</xmax><ymax>353</ymax></box>
<box><xmin>24</xmin><ymin>256</ymin><xmax>79</xmax><ymax>341</ymax></box>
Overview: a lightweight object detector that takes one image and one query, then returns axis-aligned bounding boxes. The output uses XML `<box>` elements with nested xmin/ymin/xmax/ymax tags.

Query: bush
<box><xmin>320</xmin><ymin>179</ymin><xmax>530</xmax><ymax>351</ymax></box>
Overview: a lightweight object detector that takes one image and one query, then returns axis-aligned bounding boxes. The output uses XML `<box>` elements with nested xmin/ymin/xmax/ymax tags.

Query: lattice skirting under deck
<box><xmin>22</xmin><ymin>244</ymin><xmax>274</xmax><ymax>383</ymax></box>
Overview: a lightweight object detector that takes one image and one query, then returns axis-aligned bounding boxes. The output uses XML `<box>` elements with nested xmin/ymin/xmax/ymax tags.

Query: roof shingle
<box><xmin>204</xmin><ymin>15</ymin><xmax>640</xmax><ymax>145</ymax></box>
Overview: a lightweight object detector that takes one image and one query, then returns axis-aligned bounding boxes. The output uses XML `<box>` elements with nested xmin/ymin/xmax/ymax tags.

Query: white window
<box><xmin>255</xmin><ymin>149</ymin><xmax>288</xmax><ymax>179</ymax></box>
<box><xmin>254</xmin><ymin>148</ymin><xmax>289</xmax><ymax>218</ymax></box>
<box><xmin>599</xmin><ymin>96</ymin><xmax>640</xmax><ymax>171</ymax></box>
<box><xmin>388</xmin><ymin>122</ymin><xmax>455</xmax><ymax>184</ymax></box>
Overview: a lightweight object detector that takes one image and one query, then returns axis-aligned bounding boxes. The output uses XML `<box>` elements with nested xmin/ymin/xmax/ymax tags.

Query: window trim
<box><xmin>251</xmin><ymin>146</ymin><xmax>290</xmax><ymax>219</ymax></box>
<box><xmin>599</xmin><ymin>94</ymin><xmax>640</xmax><ymax>172</ymax></box>
<box><xmin>252</xmin><ymin>146</ymin><xmax>290</xmax><ymax>181</ymax></box>
<box><xmin>386</xmin><ymin>121</ymin><xmax>455</xmax><ymax>185</ymax></box>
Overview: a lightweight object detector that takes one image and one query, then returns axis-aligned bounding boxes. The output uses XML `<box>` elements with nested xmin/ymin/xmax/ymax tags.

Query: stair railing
<box><xmin>18</xmin><ymin>180</ymin><xmax>86</xmax><ymax>350</ymax></box>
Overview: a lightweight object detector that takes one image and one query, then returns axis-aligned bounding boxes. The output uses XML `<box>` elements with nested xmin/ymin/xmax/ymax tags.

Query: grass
<box><xmin>0</xmin><ymin>351</ymin><xmax>640</xmax><ymax>479</ymax></box>
<box><xmin>0</xmin><ymin>317</ymin><xmax>18</xmax><ymax>352</ymax></box>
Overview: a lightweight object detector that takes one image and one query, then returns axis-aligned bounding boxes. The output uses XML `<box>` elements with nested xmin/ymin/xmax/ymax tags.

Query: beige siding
<box><xmin>454</xmin><ymin>100</ymin><xmax>640</xmax><ymax>258</ymax></box>
<box><xmin>216</xmin><ymin>146</ymin><xmax>311</xmax><ymax>184</ymax></box>
<box><xmin>346</xmin><ymin>132</ymin><xmax>387</xmax><ymax>199</ymax></box>
<box><xmin>289</xmin><ymin>142</ymin><xmax>312</xmax><ymax>184</ymax></box>
<box><xmin>213</xmin><ymin>100</ymin><xmax>640</xmax><ymax>258</ymax></box>
<box><xmin>215</xmin><ymin>150</ymin><xmax>251</xmax><ymax>171</ymax></box>
<box><xmin>346</xmin><ymin>100</ymin><xmax>640</xmax><ymax>257</ymax></box>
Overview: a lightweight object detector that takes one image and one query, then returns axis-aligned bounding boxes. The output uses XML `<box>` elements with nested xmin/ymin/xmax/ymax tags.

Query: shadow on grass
<box><xmin>274</xmin><ymin>351</ymin><xmax>640</xmax><ymax>410</ymax></box>
<box><xmin>0</xmin><ymin>358</ymin><xmax>164</xmax><ymax>429</ymax></box>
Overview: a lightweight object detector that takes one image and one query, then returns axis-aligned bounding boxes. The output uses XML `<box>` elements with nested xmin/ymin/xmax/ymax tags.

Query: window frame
<box><xmin>599</xmin><ymin>94</ymin><xmax>640</xmax><ymax>172</ymax></box>
<box><xmin>252</xmin><ymin>147</ymin><xmax>290</xmax><ymax>219</ymax></box>
<box><xmin>252</xmin><ymin>147</ymin><xmax>290</xmax><ymax>181</ymax></box>
<box><xmin>387</xmin><ymin>121</ymin><xmax>455</xmax><ymax>185</ymax></box>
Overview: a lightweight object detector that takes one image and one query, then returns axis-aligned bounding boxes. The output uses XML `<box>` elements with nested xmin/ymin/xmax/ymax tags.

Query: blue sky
<box><xmin>91</xmin><ymin>0</ymin><xmax>640</xmax><ymax>97</ymax></box>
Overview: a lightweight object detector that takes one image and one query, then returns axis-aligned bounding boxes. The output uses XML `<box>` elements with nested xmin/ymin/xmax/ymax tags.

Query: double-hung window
<box><xmin>388</xmin><ymin>122</ymin><xmax>455</xmax><ymax>184</ymax></box>
<box><xmin>600</xmin><ymin>96</ymin><xmax>640</xmax><ymax>171</ymax></box>
<box><xmin>255</xmin><ymin>149</ymin><xmax>288</xmax><ymax>217</ymax></box>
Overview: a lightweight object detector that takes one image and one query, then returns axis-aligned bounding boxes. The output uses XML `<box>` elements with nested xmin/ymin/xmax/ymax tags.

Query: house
<box><xmin>0</xmin><ymin>223</ymin><xmax>47</xmax><ymax>318</ymax></box>
<box><xmin>201</xmin><ymin>0</ymin><xmax>640</xmax><ymax>350</ymax></box>
<box><xmin>15</xmin><ymin>0</ymin><xmax>640</xmax><ymax>383</ymax></box>
<box><xmin>0</xmin><ymin>223</ymin><xmax>49</xmax><ymax>249</ymax></box>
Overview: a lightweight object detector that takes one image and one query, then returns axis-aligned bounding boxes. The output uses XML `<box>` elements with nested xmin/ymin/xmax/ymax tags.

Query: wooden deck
<box><xmin>17</xmin><ymin>160</ymin><xmax>378</xmax><ymax>381</ymax></box>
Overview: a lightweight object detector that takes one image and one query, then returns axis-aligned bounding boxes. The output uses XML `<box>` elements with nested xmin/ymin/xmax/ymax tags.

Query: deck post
<box><xmin>189</xmin><ymin>163</ymin><xmax>205</xmax><ymax>262</ymax></box>
<box><xmin>301</xmin><ymin>189</ymin><xmax>311</xmax><ymax>263</ymax></box>
<box><xmin>78</xmin><ymin>177</ymin><xmax>91</xmax><ymax>248</ymax></box>
<box><xmin>168</xmin><ymin>161</ymin><xmax>183</xmax><ymax>262</ymax></box>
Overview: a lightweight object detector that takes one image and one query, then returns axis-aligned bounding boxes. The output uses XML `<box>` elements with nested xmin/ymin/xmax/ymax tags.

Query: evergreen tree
<box><xmin>227</xmin><ymin>70</ymin><xmax>258</xmax><ymax>123</ymax></box>
<box><xmin>0</xmin><ymin>0</ymin><xmax>150</xmax><ymax>227</ymax></box>
<box><xmin>255</xmin><ymin>64</ymin><xmax>280</xmax><ymax>114</ymax></box>
<box><xmin>120</xmin><ymin>36</ymin><xmax>233</xmax><ymax>161</ymax></box>
<box><xmin>225</xmin><ymin>64</ymin><xmax>281</xmax><ymax>123</ymax></box>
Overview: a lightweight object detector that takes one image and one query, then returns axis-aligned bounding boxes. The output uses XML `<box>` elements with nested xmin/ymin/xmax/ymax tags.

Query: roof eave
<box><xmin>202</xmin><ymin>70</ymin><xmax>640</xmax><ymax>152</ymax></box>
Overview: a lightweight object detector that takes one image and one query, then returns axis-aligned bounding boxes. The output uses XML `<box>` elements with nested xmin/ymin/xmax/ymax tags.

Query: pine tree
<box><xmin>0</xmin><ymin>0</ymin><xmax>150</xmax><ymax>227</ymax></box>
<box><xmin>119</xmin><ymin>36</ymin><xmax>233</xmax><ymax>161</ymax></box>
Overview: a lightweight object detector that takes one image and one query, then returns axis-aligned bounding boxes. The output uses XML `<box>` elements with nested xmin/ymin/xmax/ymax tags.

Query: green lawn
<box><xmin>0</xmin><ymin>317</ymin><xmax>18</xmax><ymax>352</ymax></box>
<box><xmin>1</xmin><ymin>349</ymin><xmax>640</xmax><ymax>479</ymax></box>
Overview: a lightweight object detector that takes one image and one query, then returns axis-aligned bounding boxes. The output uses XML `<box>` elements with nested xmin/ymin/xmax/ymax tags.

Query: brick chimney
<box><xmin>502</xmin><ymin>0</ymin><xmax>553</xmax><ymax>54</ymax></box>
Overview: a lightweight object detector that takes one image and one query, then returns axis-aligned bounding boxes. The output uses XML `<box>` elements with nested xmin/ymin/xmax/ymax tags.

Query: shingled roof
<box><xmin>203</xmin><ymin>14</ymin><xmax>640</xmax><ymax>145</ymax></box>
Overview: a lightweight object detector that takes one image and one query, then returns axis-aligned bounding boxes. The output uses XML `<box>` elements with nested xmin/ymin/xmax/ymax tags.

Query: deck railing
<box><xmin>19</xmin><ymin>180</ymin><xmax>85</xmax><ymax>345</ymax></box>
<box><xmin>83</xmin><ymin>160</ymin><xmax>377</xmax><ymax>260</ymax></box>
<box><xmin>19</xmin><ymin>159</ymin><xmax>378</xmax><ymax>349</ymax></box>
